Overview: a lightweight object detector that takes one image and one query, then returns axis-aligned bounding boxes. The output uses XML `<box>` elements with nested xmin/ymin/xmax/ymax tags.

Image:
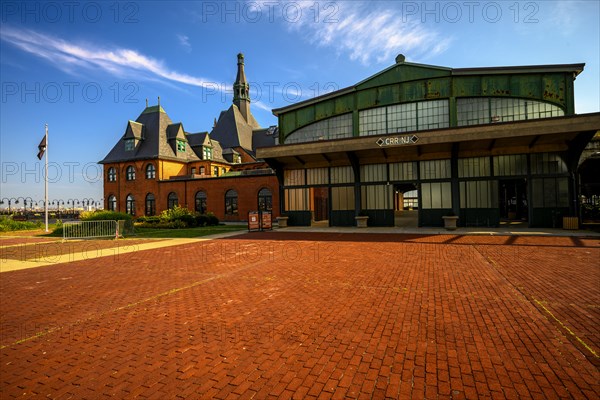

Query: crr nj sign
<box><xmin>376</xmin><ymin>135</ymin><xmax>419</xmax><ymax>147</ymax></box>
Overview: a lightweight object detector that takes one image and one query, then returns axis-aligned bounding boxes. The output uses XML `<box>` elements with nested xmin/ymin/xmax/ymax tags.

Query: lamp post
<box><xmin>67</xmin><ymin>199</ymin><xmax>80</xmax><ymax>218</ymax></box>
<box><xmin>23</xmin><ymin>197</ymin><xmax>34</xmax><ymax>216</ymax></box>
<box><xmin>52</xmin><ymin>199</ymin><xmax>64</xmax><ymax>218</ymax></box>
<box><xmin>81</xmin><ymin>197</ymin><xmax>95</xmax><ymax>211</ymax></box>
<box><xmin>1</xmin><ymin>197</ymin><xmax>18</xmax><ymax>214</ymax></box>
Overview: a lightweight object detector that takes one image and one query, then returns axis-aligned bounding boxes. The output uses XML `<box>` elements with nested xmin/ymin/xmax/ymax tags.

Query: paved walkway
<box><xmin>0</xmin><ymin>231</ymin><xmax>598</xmax><ymax>399</ymax></box>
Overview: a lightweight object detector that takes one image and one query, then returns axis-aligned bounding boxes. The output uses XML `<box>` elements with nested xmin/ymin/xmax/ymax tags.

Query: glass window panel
<box><xmin>557</xmin><ymin>177</ymin><xmax>569</xmax><ymax>207</ymax></box>
<box><xmin>417</xmin><ymin>100</ymin><xmax>449</xmax><ymax>130</ymax></box>
<box><xmin>285</xmin><ymin>113</ymin><xmax>352</xmax><ymax>144</ymax></box>
<box><xmin>420</xmin><ymin>160</ymin><xmax>451</xmax><ymax>180</ymax></box>
<box><xmin>284</xmin><ymin>169</ymin><xmax>305</xmax><ymax>186</ymax></box>
<box><xmin>389</xmin><ymin>162</ymin><xmax>416</xmax><ymax>181</ymax></box>
<box><xmin>330</xmin><ymin>166</ymin><xmax>354</xmax><ymax>184</ymax></box>
<box><xmin>307</xmin><ymin>168</ymin><xmax>329</xmax><ymax>185</ymax></box>
<box><xmin>421</xmin><ymin>183</ymin><xmax>432</xmax><ymax>209</ymax></box>
<box><xmin>361</xmin><ymin>164</ymin><xmax>387</xmax><ymax>183</ymax></box>
<box><xmin>388</xmin><ymin>103</ymin><xmax>417</xmax><ymax>133</ymax></box>
<box><xmin>332</xmin><ymin>186</ymin><xmax>354</xmax><ymax>210</ymax></box>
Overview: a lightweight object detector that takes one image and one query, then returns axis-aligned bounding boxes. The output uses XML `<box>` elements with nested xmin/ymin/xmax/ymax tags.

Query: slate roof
<box><xmin>209</xmin><ymin>104</ymin><xmax>261</xmax><ymax>152</ymax></box>
<box><xmin>252</xmin><ymin>126</ymin><xmax>278</xmax><ymax>149</ymax></box>
<box><xmin>100</xmin><ymin>105</ymin><xmax>200</xmax><ymax>164</ymax></box>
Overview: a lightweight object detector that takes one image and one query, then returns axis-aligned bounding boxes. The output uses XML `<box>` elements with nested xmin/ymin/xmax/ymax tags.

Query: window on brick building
<box><xmin>145</xmin><ymin>193</ymin><xmax>155</xmax><ymax>216</ymax></box>
<box><xmin>214</xmin><ymin>167</ymin><xmax>219</xmax><ymax>176</ymax></box>
<box><xmin>126</xmin><ymin>194</ymin><xmax>135</xmax><ymax>215</ymax></box>
<box><xmin>195</xmin><ymin>191</ymin><xmax>207</xmax><ymax>214</ymax></box>
<box><xmin>146</xmin><ymin>164</ymin><xmax>156</xmax><ymax>179</ymax></box>
<box><xmin>107</xmin><ymin>167</ymin><xmax>116</xmax><ymax>182</ymax></box>
<box><xmin>168</xmin><ymin>192</ymin><xmax>178</xmax><ymax>209</ymax></box>
<box><xmin>107</xmin><ymin>195</ymin><xmax>117</xmax><ymax>211</ymax></box>
<box><xmin>225</xmin><ymin>190</ymin><xmax>238</xmax><ymax>215</ymax></box>
<box><xmin>126</xmin><ymin>165</ymin><xmax>136</xmax><ymax>181</ymax></box>
<box><xmin>258</xmin><ymin>188</ymin><xmax>273</xmax><ymax>211</ymax></box>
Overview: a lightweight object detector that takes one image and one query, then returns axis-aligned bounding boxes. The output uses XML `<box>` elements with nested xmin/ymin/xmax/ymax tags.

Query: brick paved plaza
<box><xmin>1</xmin><ymin>232</ymin><xmax>599</xmax><ymax>399</ymax></box>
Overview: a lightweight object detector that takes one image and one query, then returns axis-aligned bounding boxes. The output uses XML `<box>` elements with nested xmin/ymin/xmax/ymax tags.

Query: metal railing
<box><xmin>63</xmin><ymin>220</ymin><xmax>119</xmax><ymax>240</ymax></box>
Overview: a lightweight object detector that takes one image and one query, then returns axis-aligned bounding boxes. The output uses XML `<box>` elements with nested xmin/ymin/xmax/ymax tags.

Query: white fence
<box><xmin>63</xmin><ymin>220</ymin><xmax>119</xmax><ymax>240</ymax></box>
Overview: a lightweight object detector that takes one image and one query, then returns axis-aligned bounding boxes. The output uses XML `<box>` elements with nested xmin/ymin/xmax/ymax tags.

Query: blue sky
<box><xmin>1</xmin><ymin>0</ymin><xmax>599</xmax><ymax>208</ymax></box>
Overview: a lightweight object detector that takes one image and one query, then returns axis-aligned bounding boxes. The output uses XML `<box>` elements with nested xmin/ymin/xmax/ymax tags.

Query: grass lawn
<box><xmin>132</xmin><ymin>225</ymin><xmax>246</xmax><ymax>238</ymax></box>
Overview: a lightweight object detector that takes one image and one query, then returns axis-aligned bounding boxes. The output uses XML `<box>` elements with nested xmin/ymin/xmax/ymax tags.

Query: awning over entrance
<box><xmin>257</xmin><ymin>113</ymin><xmax>600</xmax><ymax>168</ymax></box>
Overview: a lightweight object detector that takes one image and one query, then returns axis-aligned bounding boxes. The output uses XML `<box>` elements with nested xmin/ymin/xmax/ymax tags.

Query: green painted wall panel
<box><xmin>296</xmin><ymin>107</ymin><xmax>315</xmax><ymax>128</ymax></box>
<box><xmin>334</xmin><ymin>94</ymin><xmax>354</xmax><ymax>114</ymax></box>
<box><xmin>357</xmin><ymin>88</ymin><xmax>378</xmax><ymax>109</ymax></box>
<box><xmin>453</xmin><ymin>76</ymin><xmax>482</xmax><ymax>97</ymax></box>
<box><xmin>400</xmin><ymin>81</ymin><xmax>427</xmax><ymax>103</ymax></box>
<box><xmin>357</xmin><ymin>64</ymin><xmax>451</xmax><ymax>90</ymax></box>
<box><xmin>315</xmin><ymin>100</ymin><xmax>335</xmax><ymax>121</ymax></box>
<box><xmin>542</xmin><ymin>74</ymin><xmax>566</xmax><ymax>105</ymax></box>
<box><xmin>510</xmin><ymin>75</ymin><xmax>541</xmax><ymax>99</ymax></box>
<box><xmin>482</xmin><ymin>75</ymin><xmax>511</xmax><ymax>96</ymax></box>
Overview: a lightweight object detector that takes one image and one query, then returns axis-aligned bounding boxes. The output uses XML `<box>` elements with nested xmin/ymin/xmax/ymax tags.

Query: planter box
<box><xmin>563</xmin><ymin>216</ymin><xmax>578</xmax><ymax>230</ymax></box>
<box><xmin>277</xmin><ymin>216</ymin><xmax>288</xmax><ymax>228</ymax></box>
<box><xmin>442</xmin><ymin>215</ymin><xmax>459</xmax><ymax>230</ymax></box>
<box><xmin>355</xmin><ymin>216</ymin><xmax>369</xmax><ymax>228</ymax></box>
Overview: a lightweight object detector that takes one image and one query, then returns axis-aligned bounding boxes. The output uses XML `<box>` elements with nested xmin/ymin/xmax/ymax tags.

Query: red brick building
<box><xmin>100</xmin><ymin>54</ymin><xmax>280</xmax><ymax>221</ymax></box>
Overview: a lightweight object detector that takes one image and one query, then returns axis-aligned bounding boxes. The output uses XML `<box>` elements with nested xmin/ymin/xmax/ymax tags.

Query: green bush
<box><xmin>0</xmin><ymin>216</ymin><xmax>42</xmax><ymax>232</ymax></box>
<box><xmin>195</xmin><ymin>214</ymin><xmax>209</xmax><ymax>227</ymax></box>
<box><xmin>80</xmin><ymin>210</ymin><xmax>132</xmax><ymax>221</ymax></box>
<box><xmin>206</xmin><ymin>212</ymin><xmax>219</xmax><ymax>226</ymax></box>
<box><xmin>136</xmin><ymin>216</ymin><xmax>160</xmax><ymax>224</ymax></box>
<box><xmin>137</xmin><ymin>220</ymin><xmax>186</xmax><ymax>229</ymax></box>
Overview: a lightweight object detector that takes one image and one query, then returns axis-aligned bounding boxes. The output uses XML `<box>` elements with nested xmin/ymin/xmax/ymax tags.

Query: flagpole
<box><xmin>44</xmin><ymin>123</ymin><xmax>49</xmax><ymax>232</ymax></box>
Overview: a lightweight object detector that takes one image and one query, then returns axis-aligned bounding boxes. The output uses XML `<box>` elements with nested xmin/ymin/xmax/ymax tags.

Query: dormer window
<box><xmin>234</xmin><ymin>154</ymin><xmax>241</xmax><ymax>163</ymax></box>
<box><xmin>203</xmin><ymin>147</ymin><xmax>212</xmax><ymax>160</ymax></box>
<box><xmin>124</xmin><ymin>138</ymin><xmax>135</xmax><ymax>151</ymax></box>
<box><xmin>176</xmin><ymin>140</ymin><xmax>186</xmax><ymax>152</ymax></box>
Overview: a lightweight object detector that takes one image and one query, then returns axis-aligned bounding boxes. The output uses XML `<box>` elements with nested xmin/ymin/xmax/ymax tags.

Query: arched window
<box><xmin>126</xmin><ymin>194</ymin><xmax>135</xmax><ymax>215</ymax></box>
<box><xmin>107</xmin><ymin>167</ymin><xmax>116</xmax><ymax>182</ymax></box>
<box><xmin>225</xmin><ymin>190</ymin><xmax>238</xmax><ymax>215</ymax></box>
<box><xmin>258</xmin><ymin>188</ymin><xmax>272</xmax><ymax>211</ymax></box>
<box><xmin>195</xmin><ymin>191</ymin><xmax>207</xmax><ymax>214</ymax></box>
<box><xmin>145</xmin><ymin>193</ymin><xmax>155</xmax><ymax>216</ymax></box>
<box><xmin>145</xmin><ymin>164</ymin><xmax>156</xmax><ymax>179</ymax></box>
<box><xmin>126</xmin><ymin>165</ymin><xmax>136</xmax><ymax>181</ymax></box>
<box><xmin>107</xmin><ymin>195</ymin><xmax>117</xmax><ymax>211</ymax></box>
<box><xmin>167</xmin><ymin>192</ymin><xmax>178</xmax><ymax>209</ymax></box>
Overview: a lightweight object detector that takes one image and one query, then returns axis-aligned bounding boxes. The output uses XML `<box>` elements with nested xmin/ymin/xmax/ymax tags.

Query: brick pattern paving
<box><xmin>1</xmin><ymin>233</ymin><xmax>598</xmax><ymax>399</ymax></box>
<box><xmin>0</xmin><ymin>237</ymin><xmax>60</xmax><ymax>247</ymax></box>
<box><xmin>1</xmin><ymin>239</ymin><xmax>162</xmax><ymax>262</ymax></box>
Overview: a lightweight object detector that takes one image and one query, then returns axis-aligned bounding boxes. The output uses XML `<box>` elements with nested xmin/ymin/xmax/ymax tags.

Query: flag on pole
<box><xmin>37</xmin><ymin>136</ymin><xmax>47</xmax><ymax>160</ymax></box>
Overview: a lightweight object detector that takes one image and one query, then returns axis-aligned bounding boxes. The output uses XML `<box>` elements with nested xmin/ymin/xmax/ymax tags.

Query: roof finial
<box><xmin>395</xmin><ymin>54</ymin><xmax>406</xmax><ymax>64</ymax></box>
<box><xmin>158</xmin><ymin>96</ymin><xmax>160</xmax><ymax>107</ymax></box>
<box><xmin>145</xmin><ymin>98</ymin><xmax>148</xmax><ymax>108</ymax></box>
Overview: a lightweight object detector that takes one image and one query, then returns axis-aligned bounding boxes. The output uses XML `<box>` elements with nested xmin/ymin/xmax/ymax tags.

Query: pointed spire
<box><xmin>233</xmin><ymin>53</ymin><xmax>251</xmax><ymax>122</ymax></box>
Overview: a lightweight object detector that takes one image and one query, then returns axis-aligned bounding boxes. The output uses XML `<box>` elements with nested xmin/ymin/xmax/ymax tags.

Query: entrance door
<box><xmin>312</xmin><ymin>187</ymin><xmax>329</xmax><ymax>223</ymax></box>
<box><xmin>394</xmin><ymin>183</ymin><xmax>419</xmax><ymax>228</ymax></box>
<box><xmin>499</xmin><ymin>179</ymin><xmax>528</xmax><ymax>221</ymax></box>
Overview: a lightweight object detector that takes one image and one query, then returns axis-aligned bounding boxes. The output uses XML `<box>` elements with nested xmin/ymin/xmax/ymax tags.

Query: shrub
<box><xmin>136</xmin><ymin>216</ymin><xmax>160</xmax><ymax>224</ymax></box>
<box><xmin>179</xmin><ymin>213</ymin><xmax>197</xmax><ymax>228</ymax></box>
<box><xmin>206</xmin><ymin>212</ymin><xmax>219</xmax><ymax>226</ymax></box>
<box><xmin>80</xmin><ymin>210</ymin><xmax>132</xmax><ymax>221</ymax></box>
<box><xmin>195</xmin><ymin>214</ymin><xmax>209</xmax><ymax>227</ymax></box>
<box><xmin>159</xmin><ymin>206</ymin><xmax>193</xmax><ymax>223</ymax></box>
<box><xmin>0</xmin><ymin>216</ymin><xmax>42</xmax><ymax>232</ymax></box>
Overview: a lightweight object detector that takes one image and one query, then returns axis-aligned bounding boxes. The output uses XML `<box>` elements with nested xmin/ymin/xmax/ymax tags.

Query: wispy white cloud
<box><xmin>177</xmin><ymin>34</ymin><xmax>192</xmax><ymax>53</ymax></box>
<box><xmin>0</xmin><ymin>26</ymin><xmax>228</xmax><ymax>90</ymax></box>
<box><xmin>254</xmin><ymin>1</ymin><xmax>452</xmax><ymax>65</ymax></box>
